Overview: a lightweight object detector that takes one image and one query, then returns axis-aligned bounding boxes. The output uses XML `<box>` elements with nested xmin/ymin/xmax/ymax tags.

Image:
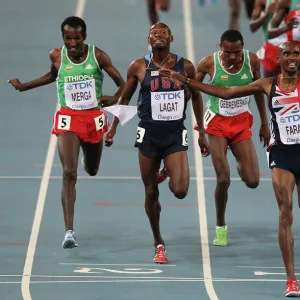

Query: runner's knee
<box><xmin>85</xmin><ymin>166</ymin><xmax>99</xmax><ymax>177</ymax></box>
<box><xmin>216</xmin><ymin>174</ymin><xmax>230</xmax><ymax>190</ymax></box>
<box><xmin>145</xmin><ymin>186</ymin><xmax>159</xmax><ymax>202</ymax></box>
<box><xmin>169</xmin><ymin>176</ymin><xmax>189</xmax><ymax>199</ymax></box>
<box><xmin>172</xmin><ymin>185</ymin><xmax>188</xmax><ymax>199</ymax></box>
<box><xmin>245</xmin><ymin>178</ymin><xmax>259</xmax><ymax>189</ymax></box>
<box><xmin>63</xmin><ymin>167</ymin><xmax>77</xmax><ymax>182</ymax></box>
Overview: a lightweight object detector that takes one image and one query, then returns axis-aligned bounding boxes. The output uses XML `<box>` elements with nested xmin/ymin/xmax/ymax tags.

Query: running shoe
<box><xmin>213</xmin><ymin>226</ymin><xmax>228</xmax><ymax>246</ymax></box>
<box><xmin>153</xmin><ymin>244</ymin><xmax>168</xmax><ymax>264</ymax></box>
<box><xmin>62</xmin><ymin>230</ymin><xmax>78</xmax><ymax>249</ymax></box>
<box><xmin>285</xmin><ymin>279</ymin><xmax>300</xmax><ymax>297</ymax></box>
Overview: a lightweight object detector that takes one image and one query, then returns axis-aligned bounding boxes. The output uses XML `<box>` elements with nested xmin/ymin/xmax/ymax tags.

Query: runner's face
<box><xmin>62</xmin><ymin>25</ymin><xmax>86</xmax><ymax>57</ymax></box>
<box><xmin>148</xmin><ymin>25</ymin><xmax>172</xmax><ymax>49</ymax></box>
<box><xmin>278</xmin><ymin>44</ymin><xmax>300</xmax><ymax>74</ymax></box>
<box><xmin>220</xmin><ymin>40</ymin><xmax>243</xmax><ymax>66</ymax></box>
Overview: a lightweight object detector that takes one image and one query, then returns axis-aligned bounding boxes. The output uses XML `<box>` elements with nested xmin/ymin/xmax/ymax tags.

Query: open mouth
<box><xmin>154</xmin><ymin>39</ymin><xmax>165</xmax><ymax>45</ymax></box>
<box><xmin>68</xmin><ymin>47</ymin><xmax>78</xmax><ymax>52</ymax></box>
<box><xmin>288</xmin><ymin>62</ymin><xmax>297</xmax><ymax>69</ymax></box>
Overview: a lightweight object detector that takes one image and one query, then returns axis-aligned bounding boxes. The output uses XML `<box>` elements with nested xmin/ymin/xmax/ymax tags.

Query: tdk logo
<box><xmin>67</xmin><ymin>80</ymin><xmax>93</xmax><ymax>91</ymax></box>
<box><xmin>280</xmin><ymin>114</ymin><xmax>300</xmax><ymax>123</ymax></box>
<box><xmin>154</xmin><ymin>92</ymin><xmax>182</xmax><ymax>100</ymax></box>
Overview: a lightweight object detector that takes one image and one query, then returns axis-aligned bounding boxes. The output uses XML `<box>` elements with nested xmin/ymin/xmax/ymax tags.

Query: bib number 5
<box><xmin>57</xmin><ymin>115</ymin><xmax>71</xmax><ymax>130</ymax></box>
<box><xmin>94</xmin><ymin>114</ymin><xmax>106</xmax><ymax>131</ymax></box>
<box><xmin>136</xmin><ymin>126</ymin><xmax>145</xmax><ymax>143</ymax></box>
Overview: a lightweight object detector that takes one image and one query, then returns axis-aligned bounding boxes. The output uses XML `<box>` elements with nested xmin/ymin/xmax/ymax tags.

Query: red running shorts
<box><xmin>194</xmin><ymin>111</ymin><xmax>253</xmax><ymax>144</ymax></box>
<box><xmin>52</xmin><ymin>107</ymin><xmax>109</xmax><ymax>144</ymax></box>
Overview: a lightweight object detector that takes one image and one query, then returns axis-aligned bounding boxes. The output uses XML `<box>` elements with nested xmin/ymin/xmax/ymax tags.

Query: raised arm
<box><xmin>95</xmin><ymin>48</ymin><xmax>125</xmax><ymax>107</ymax></box>
<box><xmin>8</xmin><ymin>48</ymin><xmax>59</xmax><ymax>92</ymax></box>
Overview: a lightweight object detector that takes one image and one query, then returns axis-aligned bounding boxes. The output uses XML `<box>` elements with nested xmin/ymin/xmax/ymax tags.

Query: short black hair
<box><xmin>150</xmin><ymin>22</ymin><xmax>171</xmax><ymax>35</ymax></box>
<box><xmin>61</xmin><ymin>16</ymin><xmax>87</xmax><ymax>35</ymax></box>
<box><xmin>220</xmin><ymin>30</ymin><xmax>243</xmax><ymax>44</ymax></box>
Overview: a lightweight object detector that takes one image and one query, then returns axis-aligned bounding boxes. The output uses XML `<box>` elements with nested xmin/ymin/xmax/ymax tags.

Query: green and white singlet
<box><xmin>56</xmin><ymin>44</ymin><xmax>104</xmax><ymax>110</ymax></box>
<box><xmin>206</xmin><ymin>50</ymin><xmax>253</xmax><ymax>117</ymax></box>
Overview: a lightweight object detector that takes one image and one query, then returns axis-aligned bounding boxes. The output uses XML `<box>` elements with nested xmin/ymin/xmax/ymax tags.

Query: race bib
<box><xmin>136</xmin><ymin>126</ymin><xmax>145</xmax><ymax>143</ymax></box>
<box><xmin>182</xmin><ymin>129</ymin><xmax>188</xmax><ymax>146</ymax></box>
<box><xmin>204</xmin><ymin>109</ymin><xmax>216</xmax><ymax>128</ymax></box>
<box><xmin>57</xmin><ymin>114</ymin><xmax>71</xmax><ymax>130</ymax></box>
<box><xmin>219</xmin><ymin>96</ymin><xmax>250</xmax><ymax>116</ymax></box>
<box><xmin>94</xmin><ymin>114</ymin><xmax>106</xmax><ymax>131</ymax></box>
<box><xmin>276</xmin><ymin>113</ymin><xmax>300</xmax><ymax>144</ymax></box>
<box><xmin>151</xmin><ymin>90</ymin><xmax>185</xmax><ymax>121</ymax></box>
<box><xmin>64</xmin><ymin>79</ymin><xmax>98</xmax><ymax>110</ymax></box>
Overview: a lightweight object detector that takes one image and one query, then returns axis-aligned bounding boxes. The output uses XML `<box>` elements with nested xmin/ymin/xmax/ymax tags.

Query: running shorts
<box><xmin>52</xmin><ymin>107</ymin><xmax>109</xmax><ymax>144</ymax></box>
<box><xmin>194</xmin><ymin>111</ymin><xmax>253</xmax><ymax>144</ymax></box>
<box><xmin>134</xmin><ymin>121</ymin><xmax>188</xmax><ymax>158</ymax></box>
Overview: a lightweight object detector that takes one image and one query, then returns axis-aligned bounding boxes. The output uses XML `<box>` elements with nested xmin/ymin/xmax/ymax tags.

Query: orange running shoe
<box><xmin>153</xmin><ymin>244</ymin><xmax>168</xmax><ymax>264</ymax></box>
<box><xmin>285</xmin><ymin>279</ymin><xmax>300</xmax><ymax>297</ymax></box>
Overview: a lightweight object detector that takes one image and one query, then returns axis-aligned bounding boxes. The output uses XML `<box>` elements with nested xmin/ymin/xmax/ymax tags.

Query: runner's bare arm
<box><xmin>251</xmin><ymin>53</ymin><xmax>269</xmax><ymax>125</ymax></box>
<box><xmin>185</xmin><ymin>60</ymin><xmax>204</xmax><ymax>132</ymax></box>
<box><xmin>147</xmin><ymin>0</ymin><xmax>159</xmax><ymax>24</ymax></box>
<box><xmin>95</xmin><ymin>48</ymin><xmax>125</xmax><ymax>106</ymax></box>
<box><xmin>249</xmin><ymin>0</ymin><xmax>269</xmax><ymax>32</ymax></box>
<box><xmin>8</xmin><ymin>49</ymin><xmax>59</xmax><ymax>92</ymax></box>
<box><xmin>109</xmin><ymin>59</ymin><xmax>141</xmax><ymax>129</ymax></box>
<box><xmin>159</xmin><ymin>68</ymin><xmax>271</xmax><ymax>99</ymax></box>
<box><xmin>251</xmin><ymin>53</ymin><xmax>270</xmax><ymax>146</ymax></box>
<box><xmin>196</xmin><ymin>56</ymin><xmax>212</xmax><ymax>83</ymax></box>
<box><xmin>186</xmin><ymin>59</ymin><xmax>210</xmax><ymax>156</ymax></box>
<box><xmin>268</xmin><ymin>0</ymin><xmax>292</xmax><ymax>39</ymax></box>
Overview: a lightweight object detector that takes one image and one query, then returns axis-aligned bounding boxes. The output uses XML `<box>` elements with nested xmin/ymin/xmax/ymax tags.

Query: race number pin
<box><xmin>151</xmin><ymin>71</ymin><xmax>159</xmax><ymax>76</ymax></box>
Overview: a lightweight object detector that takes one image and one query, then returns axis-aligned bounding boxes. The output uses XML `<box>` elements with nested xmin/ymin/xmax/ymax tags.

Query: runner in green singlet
<box><xmin>8</xmin><ymin>16</ymin><xmax>125</xmax><ymax>249</ymax></box>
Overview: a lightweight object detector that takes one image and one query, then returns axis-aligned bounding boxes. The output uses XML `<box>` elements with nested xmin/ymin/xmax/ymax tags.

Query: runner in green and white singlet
<box><xmin>194</xmin><ymin>30</ymin><xmax>270</xmax><ymax>247</ymax></box>
<box><xmin>57</xmin><ymin>44</ymin><xmax>104</xmax><ymax>110</ymax></box>
<box><xmin>8</xmin><ymin>16</ymin><xmax>125</xmax><ymax>249</ymax></box>
<box><xmin>206</xmin><ymin>49</ymin><xmax>253</xmax><ymax>117</ymax></box>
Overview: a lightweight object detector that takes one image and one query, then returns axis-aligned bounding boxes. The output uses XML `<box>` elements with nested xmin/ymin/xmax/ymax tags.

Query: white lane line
<box><xmin>2</xmin><ymin>278</ymin><xmax>291</xmax><ymax>284</ymax></box>
<box><xmin>182</xmin><ymin>0</ymin><xmax>218</xmax><ymax>299</ymax></box>
<box><xmin>21</xmin><ymin>1</ymin><xmax>87</xmax><ymax>299</ymax></box>
<box><xmin>0</xmin><ymin>175</ymin><xmax>272</xmax><ymax>181</ymax></box>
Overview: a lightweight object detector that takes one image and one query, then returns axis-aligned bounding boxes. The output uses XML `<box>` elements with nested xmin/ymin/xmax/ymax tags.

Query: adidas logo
<box><xmin>274</xmin><ymin>100</ymin><xmax>281</xmax><ymax>105</ymax></box>
<box><xmin>85</xmin><ymin>64</ymin><xmax>93</xmax><ymax>70</ymax></box>
<box><xmin>270</xmin><ymin>161</ymin><xmax>276</xmax><ymax>167</ymax></box>
<box><xmin>241</xmin><ymin>74</ymin><xmax>248</xmax><ymax>80</ymax></box>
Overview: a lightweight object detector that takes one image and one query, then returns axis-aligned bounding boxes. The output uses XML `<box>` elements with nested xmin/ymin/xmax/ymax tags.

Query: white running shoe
<box><xmin>62</xmin><ymin>230</ymin><xmax>78</xmax><ymax>249</ymax></box>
